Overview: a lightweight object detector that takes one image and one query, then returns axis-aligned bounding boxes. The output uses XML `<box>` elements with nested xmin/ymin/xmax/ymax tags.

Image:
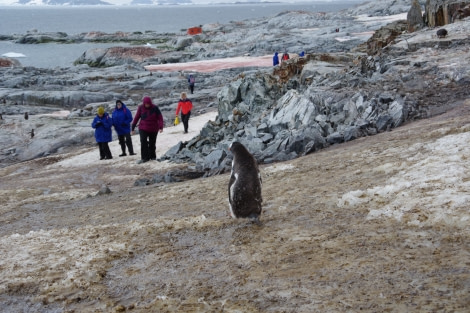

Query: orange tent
<box><xmin>187</xmin><ymin>27</ymin><xmax>202</xmax><ymax>35</ymax></box>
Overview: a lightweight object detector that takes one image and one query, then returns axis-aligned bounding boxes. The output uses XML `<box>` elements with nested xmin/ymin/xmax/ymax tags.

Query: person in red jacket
<box><xmin>131</xmin><ymin>96</ymin><xmax>164</xmax><ymax>164</ymax></box>
<box><xmin>175</xmin><ymin>92</ymin><xmax>193</xmax><ymax>134</ymax></box>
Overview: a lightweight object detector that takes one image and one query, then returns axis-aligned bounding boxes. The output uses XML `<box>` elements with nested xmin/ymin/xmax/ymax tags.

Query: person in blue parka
<box><xmin>112</xmin><ymin>100</ymin><xmax>135</xmax><ymax>157</ymax></box>
<box><xmin>92</xmin><ymin>106</ymin><xmax>113</xmax><ymax>160</ymax></box>
<box><xmin>273</xmin><ymin>52</ymin><xmax>279</xmax><ymax>66</ymax></box>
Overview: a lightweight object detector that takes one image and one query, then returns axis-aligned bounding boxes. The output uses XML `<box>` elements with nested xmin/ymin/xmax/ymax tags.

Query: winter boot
<box><xmin>119</xmin><ymin>144</ymin><xmax>126</xmax><ymax>157</ymax></box>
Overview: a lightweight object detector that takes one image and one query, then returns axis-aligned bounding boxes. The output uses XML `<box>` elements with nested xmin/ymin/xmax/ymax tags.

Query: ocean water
<box><xmin>0</xmin><ymin>1</ymin><xmax>361</xmax><ymax>68</ymax></box>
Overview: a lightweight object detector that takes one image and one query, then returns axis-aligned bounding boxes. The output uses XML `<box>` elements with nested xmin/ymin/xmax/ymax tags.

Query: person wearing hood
<box><xmin>131</xmin><ymin>96</ymin><xmax>164</xmax><ymax>164</ymax></box>
<box><xmin>273</xmin><ymin>52</ymin><xmax>279</xmax><ymax>66</ymax></box>
<box><xmin>112</xmin><ymin>100</ymin><xmax>135</xmax><ymax>157</ymax></box>
<box><xmin>188</xmin><ymin>74</ymin><xmax>195</xmax><ymax>94</ymax></box>
<box><xmin>175</xmin><ymin>92</ymin><xmax>193</xmax><ymax>134</ymax></box>
<box><xmin>92</xmin><ymin>106</ymin><xmax>113</xmax><ymax>160</ymax></box>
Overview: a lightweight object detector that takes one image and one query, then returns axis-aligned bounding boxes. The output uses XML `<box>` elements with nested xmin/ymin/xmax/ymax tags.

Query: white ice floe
<box><xmin>2</xmin><ymin>52</ymin><xmax>26</xmax><ymax>58</ymax></box>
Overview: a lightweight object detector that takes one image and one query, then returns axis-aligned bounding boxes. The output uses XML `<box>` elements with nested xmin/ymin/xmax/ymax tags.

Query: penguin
<box><xmin>228</xmin><ymin>141</ymin><xmax>262</xmax><ymax>223</ymax></box>
<box><xmin>24</xmin><ymin>112</ymin><xmax>28</xmax><ymax>120</ymax></box>
<box><xmin>30</xmin><ymin>129</ymin><xmax>34</xmax><ymax>139</ymax></box>
<box><xmin>436</xmin><ymin>28</ymin><xmax>448</xmax><ymax>38</ymax></box>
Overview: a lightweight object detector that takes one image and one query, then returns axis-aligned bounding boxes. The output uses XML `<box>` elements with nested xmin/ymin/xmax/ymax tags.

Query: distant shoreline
<box><xmin>0</xmin><ymin>1</ymin><xmax>359</xmax><ymax>7</ymax></box>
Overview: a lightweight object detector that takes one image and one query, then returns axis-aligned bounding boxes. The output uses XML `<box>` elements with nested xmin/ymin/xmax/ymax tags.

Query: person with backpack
<box><xmin>112</xmin><ymin>99</ymin><xmax>135</xmax><ymax>157</ymax></box>
<box><xmin>131</xmin><ymin>96</ymin><xmax>164</xmax><ymax>164</ymax></box>
<box><xmin>92</xmin><ymin>106</ymin><xmax>113</xmax><ymax>160</ymax></box>
<box><xmin>188</xmin><ymin>74</ymin><xmax>195</xmax><ymax>94</ymax></box>
<box><xmin>175</xmin><ymin>92</ymin><xmax>193</xmax><ymax>134</ymax></box>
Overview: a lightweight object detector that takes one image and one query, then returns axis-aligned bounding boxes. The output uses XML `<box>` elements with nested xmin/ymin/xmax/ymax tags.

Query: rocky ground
<box><xmin>0</xmin><ymin>0</ymin><xmax>428</xmax><ymax>167</ymax></box>
<box><xmin>0</xmin><ymin>98</ymin><xmax>468</xmax><ymax>313</ymax></box>
<box><xmin>0</xmin><ymin>0</ymin><xmax>469</xmax><ymax>311</ymax></box>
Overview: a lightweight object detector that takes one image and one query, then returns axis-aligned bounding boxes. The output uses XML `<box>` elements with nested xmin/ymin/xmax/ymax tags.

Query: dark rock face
<box><xmin>357</xmin><ymin>20</ymin><xmax>409</xmax><ymax>56</ymax></box>
<box><xmin>159</xmin><ymin>55</ymin><xmax>414</xmax><ymax>175</ymax></box>
<box><xmin>408</xmin><ymin>0</ymin><xmax>425</xmax><ymax>32</ymax></box>
<box><xmin>424</xmin><ymin>0</ymin><xmax>470</xmax><ymax>27</ymax></box>
<box><xmin>452</xmin><ymin>3</ymin><xmax>470</xmax><ymax>20</ymax></box>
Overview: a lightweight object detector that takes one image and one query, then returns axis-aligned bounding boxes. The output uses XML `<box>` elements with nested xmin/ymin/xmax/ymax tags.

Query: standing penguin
<box><xmin>24</xmin><ymin>112</ymin><xmax>28</xmax><ymax>120</ymax></box>
<box><xmin>228</xmin><ymin>142</ymin><xmax>262</xmax><ymax>223</ymax></box>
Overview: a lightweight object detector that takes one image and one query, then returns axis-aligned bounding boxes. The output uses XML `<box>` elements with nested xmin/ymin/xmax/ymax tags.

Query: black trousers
<box><xmin>181</xmin><ymin>111</ymin><xmax>191</xmax><ymax>133</ymax></box>
<box><xmin>118</xmin><ymin>133</ymin><xmax>134</xmax><ymax>154</ymax></box>
<box><xmin>189</xmin><ymin>84</ymin><xmax>194</xmax><ymax>94</ymax></box>
<box><xmin>98</xmin><ymin>142</ymin><xmax>112</xmax><ymax>159</ymax></box>
<box><xmin>139</xmin><ymin>130</ymin><xmax>158</xmax><ymax>161</ymax></box>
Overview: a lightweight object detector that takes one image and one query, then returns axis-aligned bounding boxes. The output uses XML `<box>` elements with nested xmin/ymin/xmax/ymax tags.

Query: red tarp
<box><xmin>187</xmin><ymin>27</ymin><xmax>202</xmax><ymax>35</ymax></box>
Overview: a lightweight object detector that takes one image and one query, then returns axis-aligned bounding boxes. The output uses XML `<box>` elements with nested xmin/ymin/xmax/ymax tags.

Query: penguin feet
<box><xmin>249</xmin><ymin>215</ymin><xmax>262</xmax><ymax>226</ymax></box>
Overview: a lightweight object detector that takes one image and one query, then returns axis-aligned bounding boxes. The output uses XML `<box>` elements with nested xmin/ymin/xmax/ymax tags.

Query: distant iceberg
<box><xmin>2</xmin><ymin>52</ymin><xmax>26</xmax><ymax>58</ymax></box>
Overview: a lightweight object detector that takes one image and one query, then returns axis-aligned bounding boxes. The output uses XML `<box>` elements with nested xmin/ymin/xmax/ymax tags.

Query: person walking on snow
<box><xmin>281</xmin><ymin>51</ymin><xmax>290</xmax><ymax>62</ymax></box>
<box><xmin>188</xmin><ymin>74</ymin><xmax>195</xmax><ymax>94</ymax></box>
<box><xmin>273</xmin><ymin>52</ymin><xmax>279</xmax><ymax>66</ymax></box>
<box><xmin>131</xmin><ymin>96</ymin><xmax>164</xmax><ymax>164</ymax></box>
<box><xmin>92</xmin><ymin>106</ymin><xmax>113</xmax><ymax>160</ymax></box>
<box><xmin>175</xmin><ymin>92</ymin><xmax>193</xmax><ymax>134</ymax></box>
<box><xmin>112</xmin><ymin>99</ymin><xmax>135</xmax><ymax>157</ymax></box>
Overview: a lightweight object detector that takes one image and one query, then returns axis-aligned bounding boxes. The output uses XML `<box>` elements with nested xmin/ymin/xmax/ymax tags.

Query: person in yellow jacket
<box><xmin>175</xmin><ymin>92</ymin><xmax>193</xmax><ymax>133</ymax></box>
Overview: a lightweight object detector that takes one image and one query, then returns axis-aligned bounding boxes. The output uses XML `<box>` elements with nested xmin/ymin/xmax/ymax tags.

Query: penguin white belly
<box><xmin>229</xmin><ymin>172</ymin><xmax>238</xmax><ymax>218</ymax></box>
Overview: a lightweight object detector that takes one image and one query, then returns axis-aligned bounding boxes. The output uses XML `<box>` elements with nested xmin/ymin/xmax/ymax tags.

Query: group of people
<box><xmin>272</xmin><ymin>50</ymin><xmax>305</xmax><ymax>66</ymax></box>
<box><xmin>92</xmin><ymin>100</ymin><xmax>137</xmax><ymax>160</ymax></box>
<box><xmin>92</xmin><ymin>92</ymin><xmax>193</xmax><ymax>163</ymax></box>
<box><xmin>273</xmin><ymin>51</ymin><xmax>290</xmax><ymax>66</ymax></box>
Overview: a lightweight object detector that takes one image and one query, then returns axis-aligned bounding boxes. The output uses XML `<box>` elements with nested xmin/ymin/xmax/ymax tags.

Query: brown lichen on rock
<box><xmin>106</xmin><ymin>47</ymin><xmax>160</xmax><ymax>62</ymax></box>
<box><xmin>0</xmin><ymin>58</ymin><xmax>21</xmax><ymax>67</ymax></box>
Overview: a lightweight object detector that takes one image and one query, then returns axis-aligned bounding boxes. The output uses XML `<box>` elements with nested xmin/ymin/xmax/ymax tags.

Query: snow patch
<box><xmin>337</xmin><ymin>130</ymin><xmax>470</xmax><ymax>227</ymax></box>
<box><xmin>264</xmin><ymin>163</ymin><xmax>295</xmax><ymax>173</ymax></box>
<box><xmin>2</xmin><ymin>52</ymin><xmax>26</xmax><ymax>58</ymax></box>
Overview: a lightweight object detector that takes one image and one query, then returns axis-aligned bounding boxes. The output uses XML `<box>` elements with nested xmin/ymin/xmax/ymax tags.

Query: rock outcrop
<box><xmin>75</xmin><ymin>46</ymin><xmax>162</xmax><ymax>67</ymax></box>
<box><xmin>355</xmin><ymin>20</ymin><xmax>408</xmax><ymax>56</ymax></box>
<box><xmin>0</xmin><ymin>57</ymin><xmax>21</xmax><ymax>67</ymax></box>
<box><xmin>160</xmin><ymin>55</ymin><xmax>412</xmax><ymax>174</ymax></box>
<box><xmin>158</xmin><ymin>17</ymin><xmax>470</xmax><ymax>177</ymax></box>
<box><xmin>408</xmin><ymin>0</ymin><xmax>425</xmax><ymax>32</ymax></box>
<box><xmin>424</xmin><ymin>0</ymin><xmax>470</xmax><ymax>27</ymax></box>
<box><xmin>3</xmin><ymin>0</ymin><xmax>470</xmax><ymax>170</ymax></box>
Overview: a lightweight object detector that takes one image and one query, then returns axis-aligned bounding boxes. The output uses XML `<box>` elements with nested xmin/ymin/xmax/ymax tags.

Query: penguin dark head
<box><xmin>228</xmin><ymin>141</ymin><xmax>248</xmax><ymax>154</ymax></box>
